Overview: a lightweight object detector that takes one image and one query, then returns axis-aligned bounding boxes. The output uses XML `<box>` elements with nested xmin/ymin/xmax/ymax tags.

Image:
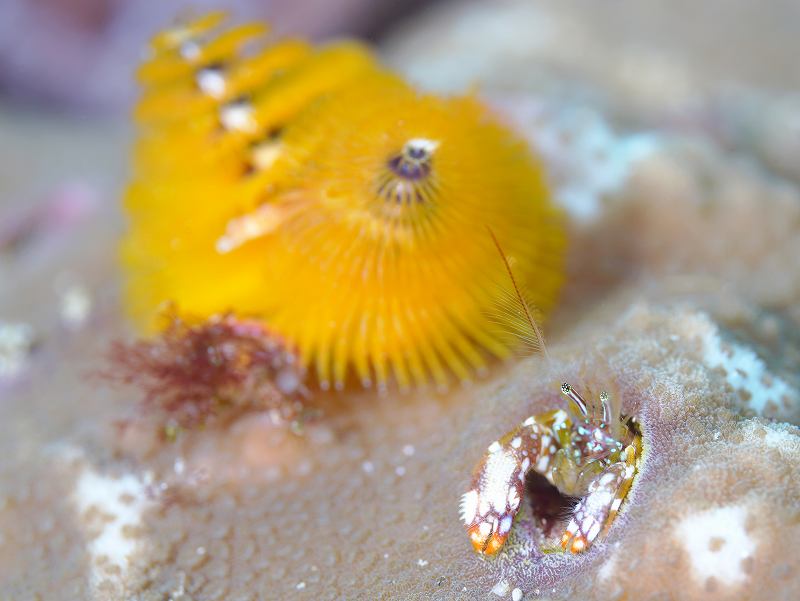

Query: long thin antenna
<box><xmin>487</xmin><ymin>226</ymin><xmax>550</xmax><ymax>361</ymax></box>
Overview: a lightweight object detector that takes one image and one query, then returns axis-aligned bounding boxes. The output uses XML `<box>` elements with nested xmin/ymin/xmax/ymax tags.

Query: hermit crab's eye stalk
<box><xmin>377</xmin><ymin>138</ymin><xmax>439</xmax><ymax>205</ymax></box>
<box><xmin>600</xmin><ymin>390</ymin><xmax>611</xmax><ymax>423</ymax></box>
<box><xmin>561</xmin><ymin>382</ymin><xmax>588</xmax><ymax>417</ymax></box>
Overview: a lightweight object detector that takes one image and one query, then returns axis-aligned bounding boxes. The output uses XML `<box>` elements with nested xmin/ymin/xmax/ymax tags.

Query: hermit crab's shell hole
<box><xmin>525</xmin><ymin>471</ymin><xmax>579</xmax><ymax>542</ymax></box>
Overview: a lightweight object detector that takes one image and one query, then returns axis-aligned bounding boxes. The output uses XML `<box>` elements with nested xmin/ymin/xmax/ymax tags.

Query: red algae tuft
<box><xmin>104</xmin><ymin>313</ymin><xmax>308</xmax><ymax>435</ymax></box>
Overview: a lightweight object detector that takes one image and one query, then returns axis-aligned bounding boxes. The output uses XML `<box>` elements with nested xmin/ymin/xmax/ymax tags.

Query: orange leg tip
<box><xmin>483</xmin><ymin>534</ymin><xmax>507</xmax><ymax>556</ymax></box>
<box><xmin>562</xmin><ymin>534</ymin><xmax>587</xmax><ymax>554</ymax></box>
<box><xmin>468</xmin><ymin>525</ymin><xmax>507</xmax><ymax>556</ymax></box>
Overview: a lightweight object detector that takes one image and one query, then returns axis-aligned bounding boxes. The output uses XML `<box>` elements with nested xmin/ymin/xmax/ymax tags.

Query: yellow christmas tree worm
<box><xmin>122</xmin><ymin>13</ymin><xmax>565</xmax><ymax>391</ymax></box>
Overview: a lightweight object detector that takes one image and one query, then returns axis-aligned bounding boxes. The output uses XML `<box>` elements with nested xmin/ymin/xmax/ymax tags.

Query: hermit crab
<box><xmin>462</xmin><ymin>383</ymin><xmax>642</xmax><ymax>555</ymax></box>
<box><xmin>461</xmin><ymin>233</ymin><xmax>642</xmax><ymax>555</ymax></box>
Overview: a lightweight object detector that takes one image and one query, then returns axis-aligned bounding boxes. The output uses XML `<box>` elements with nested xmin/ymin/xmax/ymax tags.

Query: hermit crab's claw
<box><xmin>559</xmin><ymin>453</ymin><xmax>635</xmax><ymax>553</ymax></box>
<box><xmin>460</xmin><ymin>488</ymin><xmax>518</xmax><ymax>555</ymax></box>
<box><xmin>467</xmin><ymin>520</ymin><xmax>509</xmax><ymax>555</ymax></box>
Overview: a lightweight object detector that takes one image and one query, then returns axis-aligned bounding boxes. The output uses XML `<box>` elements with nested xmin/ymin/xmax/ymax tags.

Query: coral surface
<box><xmin>1</xmin><ymin>1</ymin><xmax>800</xmax><ymax>600</ymax></box>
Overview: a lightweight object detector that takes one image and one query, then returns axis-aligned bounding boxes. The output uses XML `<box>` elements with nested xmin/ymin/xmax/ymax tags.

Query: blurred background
<box><xmin>1</xmin><ymin>0</ymin><xmax>798</xmax><ymax>113</ymax></box>
<box><xmin>2</xmin><ymin>0</ymin><xmax>800</xmax><ymax>351</ymax></box>
<box><xmin>0</xmin><ymin>0</ymin><xmax>443</xmax><ymax>113</ymax></box>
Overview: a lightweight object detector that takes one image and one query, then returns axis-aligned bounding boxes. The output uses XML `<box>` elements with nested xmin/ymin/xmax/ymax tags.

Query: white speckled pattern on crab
<box><xmin>480</xmin><ymin>449</ymin><xmax>520</xmax><ymax>515</ymax></box>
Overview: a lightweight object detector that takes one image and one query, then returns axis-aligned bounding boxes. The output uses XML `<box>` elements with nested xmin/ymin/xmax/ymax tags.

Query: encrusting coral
<box><xmin>121</xmin><ymin>13</ymin><xmax>564</xmax><ymax>392</ymax></box>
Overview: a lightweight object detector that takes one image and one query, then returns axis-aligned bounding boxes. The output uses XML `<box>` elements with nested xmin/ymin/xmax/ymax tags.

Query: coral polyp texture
<box><xmin>121</xmin><ymin>13</ymin><xmax>564</xmax><ymax>391</ymax></box>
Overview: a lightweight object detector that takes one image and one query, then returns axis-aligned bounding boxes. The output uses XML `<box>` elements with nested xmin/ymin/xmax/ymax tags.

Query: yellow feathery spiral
<box><xmin>122</xmin><ymin>13</ymin><xmax>565</xmax><ymax>391</ymax></box>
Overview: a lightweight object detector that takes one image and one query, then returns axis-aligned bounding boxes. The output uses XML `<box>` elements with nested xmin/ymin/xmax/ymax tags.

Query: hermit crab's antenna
<box><xmin>487</xmin><ymin>228</ymin><xmax>619</xmax><ymax>425</ymax></box>
<box><xmin>487</xmin><ymin>226</ymin><xmax>550</xmax><ymax>361</ymax></box>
